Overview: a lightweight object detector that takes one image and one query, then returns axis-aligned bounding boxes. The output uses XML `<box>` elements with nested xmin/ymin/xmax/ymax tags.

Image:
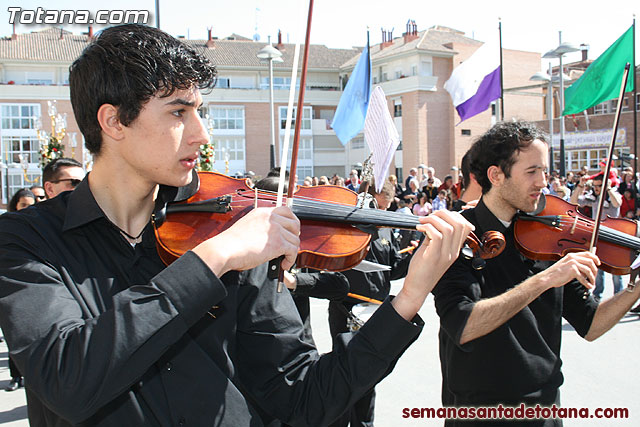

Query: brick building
<box><xmin>0</xmin><ymin>24</ymin><xmax>541</xmax><ymax>206</ymax></box>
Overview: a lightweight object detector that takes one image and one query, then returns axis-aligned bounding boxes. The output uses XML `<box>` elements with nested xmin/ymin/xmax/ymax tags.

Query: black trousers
<box><xmin>328</xmin><ymin>301</ymin><xmax>375</xmax><ymax>427</ymax></box>
<box><xmin>8</xmin><ymin>357</ymin><xmax>21</xmax><ymax>379</ymax></box>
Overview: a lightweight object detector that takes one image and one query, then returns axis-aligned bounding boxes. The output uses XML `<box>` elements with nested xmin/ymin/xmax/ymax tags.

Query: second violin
<box><xmin>514</xmin><ymin>194</ymin><xmax>640</xmax><ymax>275</ymax></box>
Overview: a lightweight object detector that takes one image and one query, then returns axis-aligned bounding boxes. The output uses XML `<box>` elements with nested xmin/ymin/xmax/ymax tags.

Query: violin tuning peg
<box><xmin>461</xmin><ymin>245</ymin><xmax>474</xmax><ymax>260</ymax></box>
<box><xmin>472</xmin><ymin>257</ymin><xmax>486</xmax><ymax>270</ymax></box>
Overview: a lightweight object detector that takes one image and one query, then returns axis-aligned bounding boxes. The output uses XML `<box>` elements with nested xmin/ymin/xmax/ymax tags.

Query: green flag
<box><xmin>563</xmin><ymin>25</ymin><xmax>634</xmax><ymax>116</ymax></box>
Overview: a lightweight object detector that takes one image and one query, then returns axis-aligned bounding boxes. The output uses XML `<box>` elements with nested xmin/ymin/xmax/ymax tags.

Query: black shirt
<box><xmin>0</xmin><ymin>177</ymin><xmax>423</xmax><ymax>426</ymax></box>
<box><xmin>432</xmin><ymin>199</ymin><xmax>598</xmax><ymax>409</ymax></box>
<box><xmin>342</xmin><ymin>228</ymin><xmax>413</xmax><ymax>305</ymax></box>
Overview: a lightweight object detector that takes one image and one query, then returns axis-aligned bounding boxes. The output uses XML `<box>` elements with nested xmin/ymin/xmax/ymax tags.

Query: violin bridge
<box><xmin>570</xmin><ymin>216</ymin><xmax>578</xmax><ymax>235</ymax></box>
<box><xmin>254</xmin><ymin>187</ymin><xmax>258</xmax><ymax>209</ymax></box>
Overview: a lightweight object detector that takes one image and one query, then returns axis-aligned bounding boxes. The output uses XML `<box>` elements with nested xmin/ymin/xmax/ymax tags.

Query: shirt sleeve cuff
<box><xmin>356</xmin><ymin>297</ymin><xmax>423</xmax><ymax>359</ymax></box>
<box><xmin>151</xmin><ymin>251</ymin><xmax>227</xmax><ymax>327</ymax></box>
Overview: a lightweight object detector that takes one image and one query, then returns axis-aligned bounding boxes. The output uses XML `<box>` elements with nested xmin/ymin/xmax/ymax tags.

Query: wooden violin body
<box><xmin>154</xmin><ymin>172</ymin><xmax>372</xmax><ymax>271</ymax></box>
<box><xmin>514</xmin><ymin>194</ymin><xmax>640</xmax><ymax>275</ymax></box>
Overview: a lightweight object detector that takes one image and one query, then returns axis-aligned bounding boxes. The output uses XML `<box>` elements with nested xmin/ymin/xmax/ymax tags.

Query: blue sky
<box><xmin>2</xmin><ymin>0</ymin><xmax>639</xmax><ymax>69</ymax></box>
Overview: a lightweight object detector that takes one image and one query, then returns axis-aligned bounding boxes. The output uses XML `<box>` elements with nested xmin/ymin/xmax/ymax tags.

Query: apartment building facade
<box><xmin>0</xmin><ymin>25</ymin><xmax>542</xmax><ymax>206</ymax></box>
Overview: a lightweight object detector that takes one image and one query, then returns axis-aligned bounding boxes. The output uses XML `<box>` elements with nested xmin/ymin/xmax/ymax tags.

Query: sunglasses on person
<box><xmin>51</xmin><ymin>178</ymin><xmax>82</xmax><ymax>187</ymax></box>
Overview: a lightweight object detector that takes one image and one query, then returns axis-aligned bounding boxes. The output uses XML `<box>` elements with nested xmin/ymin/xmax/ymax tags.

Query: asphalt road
<box><xmin>0</xmin><ymin>275</ymin><xmax>637</xmax><ymax>426</ymax></box>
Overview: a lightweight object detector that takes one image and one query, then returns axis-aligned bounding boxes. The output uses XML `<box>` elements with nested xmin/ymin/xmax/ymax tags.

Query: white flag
<box><xmin>364</xmin><ymin>86</ymin><xmax>400</xmax><ymax>193</ymax></box>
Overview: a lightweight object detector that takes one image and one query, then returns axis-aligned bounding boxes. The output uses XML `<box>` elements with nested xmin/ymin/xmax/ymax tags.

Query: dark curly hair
<box><xmin>468</xmin><ymin>120</ymin><xmax>548</xmax><ymax>194</ymax></box>
<box><xmin>69</xmin><ymin>24</ymin><xmax>217</xmax><ymax>155</ymax></box>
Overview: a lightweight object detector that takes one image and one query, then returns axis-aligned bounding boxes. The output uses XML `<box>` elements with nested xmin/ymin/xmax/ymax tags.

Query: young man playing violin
<box><xmin>432</xmin><ymin>121</ymin><xmax>640</xmax><ymax>426</ymax></box>
<box><xmin>0</xmin><ymin>24</ymin><xmax>474</xmax><ymax>426</ymax></box>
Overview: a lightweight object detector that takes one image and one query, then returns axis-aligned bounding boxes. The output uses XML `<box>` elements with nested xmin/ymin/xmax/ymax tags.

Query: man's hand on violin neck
<box><xmin>393</xmin><ymin>210</ymin><xmax>474</xmax><ymax>321</ymax></box>
<box><xmin>192</xmin><ymin>206</ymin><xmax>301</xmax><ymax>277</ymax></box>
<box><xmin>539</xmin><ymin>251</ymin><xmax>600</xmax><ymax>290</ymax></box>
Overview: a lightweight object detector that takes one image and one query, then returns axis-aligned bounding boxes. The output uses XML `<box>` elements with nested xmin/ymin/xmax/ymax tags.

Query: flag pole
<box><xmin>499</xmin><ymin>18</ymin><xmax>504</xmax><ymax>121</ymax></box>
<box><xmin>633</xmin><ymin>15</ymin><xmax>637</xmax><ymax>178</ymax></box>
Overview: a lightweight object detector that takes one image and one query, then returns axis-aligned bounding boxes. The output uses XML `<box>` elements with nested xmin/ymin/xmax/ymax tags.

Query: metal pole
<box><xmin>155</xmin><ymin>0</ymin><xmax>160</xmax><ymax>29</ymax></box>
<box><xmin>558</xmin><ymin>31</ymin><xmax>566</xmax><ymax>177</ymax></box>
<box><xmin>548</xmin><ymin>62</ymin><xmax>554</xmax><ymax>171</ymax></box>
<box><xmin>268</xmin><ymin>57</ymin><xmax>276</xmax><ymax>170</ymax></box>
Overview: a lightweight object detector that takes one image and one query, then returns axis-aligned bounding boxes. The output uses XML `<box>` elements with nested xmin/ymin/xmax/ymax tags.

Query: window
<box><xmin>394</xmin><ymin>103</ymin><xmax>402</xmax><ymax>118</ymax></box>
<box><xmin>213</xmin><ymin>137</ymin><xmax>246</xmax><ymax>176</ymax></box>
<box><xmin>217</xmin><ymin>78</ymin><xmax>230</xmax><ymax>89</ymax></box>
<box><xmin>214</xmin><ymin>138</ymin><xmax>245</xmax><ymax>161</ymax></box>
<box><xmin>621</xmin><ymin>97</ymin><xmax>630</xmax><ymax>112</ymax></box>
<box><xmin>593</xmin><ymin>102</ymin><xmax>607</xmax><ymax>115</ymax></box>
<box><xmin>461</xmin><ymin>129</ymin><xmax>471</xmax><ymax>136</ymax></box>
<box><xmin>279</xmin><ymin>106</ymin><xmax>311</xmax><ymax>130</ymax></box>
<box><xmin>395</xmin><ymin>70</ymin><xmax>402</xmax><ymax>79</ymax></box>
<box><xmin>421</xmin><ymin>60</ymin><xmax>433</xmax><ymax>77</ymax></box>
<box><xmin>261</xmin><ymin>77</ymin><xmax>294</xmax><ymax>90</ymax></box>
<box><xmin>411</xmin><ymin>65</ymin><xmax>417</xmax><ymax>76</ymax></box>
<box><xmin>2</xmin><ymin>135</ymin><xmax>40</xmax><ymax>164</ymax></box>
<box><xmin>1</xmin><ymin>103</ymin><xmax>42</xmax><ymax>203</ymax></box>
<box><xmin>210</xmin><ymin>107</ymin><xmax>244</xmax><ymax>130</ymax></box>
<box><xmin>1</xmin><ymin>104</ymin><xmax>39</xmax><ymax>130</ymax></box>
<box><xmin>382</xmin><ymin>72</ymin><xmax>388</xmax><ymax>82</ymax></box>
<box><xmin>281</xmin><ymin>136</ymin><xmax>313</xmax><ymax>161</ymax></box>
<box><xmin>637</xmin><ymin>93</ymin><xmax>640</xmax><ymax>111</ymax></box>
<box><xmin>351</xmin><ymin>137</ymin><xmax>364</xmax><ymax>149</ymax></box>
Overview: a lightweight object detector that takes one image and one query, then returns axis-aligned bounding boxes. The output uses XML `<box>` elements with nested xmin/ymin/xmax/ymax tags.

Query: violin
<box><xmin>153</xmin><ymin>172</ymin><xmax>506</xmax><ymax>271</ymax></box>
<box><xmin>514</xmin><ymin>193</ymin><xmax>640</xmax><ymax>275</ymax></box>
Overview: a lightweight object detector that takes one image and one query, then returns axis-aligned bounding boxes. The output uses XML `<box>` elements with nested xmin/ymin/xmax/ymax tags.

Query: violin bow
<box><xmin>589</xmin><ymin>63</ymin><xmax>631</xmax><ymax>252</ymax></box>
<box><xmin>273</xmin><ymin>0</ymin><xmax>315</xmax><ymax>291</ymax></box>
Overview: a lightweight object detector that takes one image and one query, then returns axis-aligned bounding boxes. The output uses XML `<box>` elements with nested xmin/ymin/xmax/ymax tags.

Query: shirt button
<box><xmin>165</xmin><ymin>362</ymin><xmax>172</xmax><ymax>372</ymax></box>
<box><xmin>178</xmin><ymin>417</ymin><xmax>186</xmax><ymax>425</ymax></box>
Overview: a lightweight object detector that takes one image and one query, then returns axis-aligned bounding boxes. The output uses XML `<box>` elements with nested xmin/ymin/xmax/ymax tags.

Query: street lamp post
<box><xmin>257</xmin><ymin>43</ymin><xmax>283</xmax><ymax>170</ymax></box>
<box><xmin>530</xmin><ymin>64</ymin><xmax>571</xmax><ymax>172</ymax></box>
<box><xmin>543</xmin><ymin>32</ymin><xmax>579</xmax><ymax>177</ymax></box>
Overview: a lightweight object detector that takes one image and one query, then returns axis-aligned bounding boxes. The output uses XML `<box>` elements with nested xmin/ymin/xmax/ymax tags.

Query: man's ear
<box><xmin>43</xmin><ymin>181</ymin><xmax>55</xmax><ymax>199</ymax></box>
<box><xmin>487</xmin><ymin>165</ymin><xmax>505</xmax><ymax>187</ymax></box>
<box><xmin>96</xmin><ymin>104</ymin><xmax>125</xmax><ymax>141</ymax></box>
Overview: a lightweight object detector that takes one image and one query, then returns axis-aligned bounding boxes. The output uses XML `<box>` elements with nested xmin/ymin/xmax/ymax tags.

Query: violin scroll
<box><xmin>462</xmin><ymin>231</ymin><xmax>506</xmax><ymax>270</ymax></box>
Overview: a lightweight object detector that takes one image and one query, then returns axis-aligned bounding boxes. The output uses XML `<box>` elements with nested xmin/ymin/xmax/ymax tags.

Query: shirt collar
<box><xmin>63</xmin><ymin>169</ymin><xmax>200</xmax><ymax>232</ymax></box>
<box><xmin>474</xmin><ymin>197</ymin><xmax>511</xmax><ymax>234</ymax></box>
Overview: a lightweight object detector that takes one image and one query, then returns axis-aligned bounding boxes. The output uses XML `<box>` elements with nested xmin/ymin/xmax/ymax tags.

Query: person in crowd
<box><xmin>571</xmin><ymin>173</ymin><xmax>623</xmax><ymax>301</ymax></box>
<box><xmin>346</xmin><ymin>169</ymin><xmax>360</xmax><ymax>192</ymax></box>
<box><xmin>7</xmin><ymin>188</ymin><xmax>35</xmax><ymax>213</ymax></box>
<box><xmin>402</xmin><ymin>178</ymin><xmax>419</xmax><ymax>205</ymax></box>
<box><xmin>0</xmin><ymin>24</ymin><xmax>473</xmax><ymax>426</ymax></box>
<box><xmin>412</xmin><ymin>191</ymin><xmax>432</xmax><ymax>216</ymax></box>
<box><xmin>42</xmin><ymin>157</ymin><xmax>85</xmax><ymax>199</ymax></box>
<box><xmin>388</xmin><ymin>174</ymin><xmax>404</xmax><ymax>211</ymax></box>
<box><xmin>3</xmin><ymin>188</ymin><xmax>36</xmax><ymax>391</ymax></box>
<box><xmin>451</xmin><ymin>151</ymin><xmax>481</xmax><ymax>211</ymax></box>
<box><xmin>620</xmin><ymin>188</ymin><xmax>637</xmax><ymax>220</ymax></box>
<box><xmin>618</xmin><ymin>169</ymin><xmax>636</xmax><ymax>197</ymax></box>
<box><xmin>433</xmin><ymin>120</ymin><xmax>640</xmax><ymax>427</ymax></box>
<box><xmin>404</xmin><ymin>167</ymin><xmax>418</xmax><ymax>190</ymax></box>
<box><xmin>303</xmin><ymin>176</ymin><xmax>313</xmax><ymax>186</ymax></box>
<box><xmin>319</xmin><ymin>175</ymin><xmax>330</xmax><ymax>185</ymax></box>
<box><xmin>438</xmin><ymin>175</ymin><xmax>454</xmax><ymax>193</ymax></box>
<box><xmin>420</xmin><ymin>166</ymin><xmax>441</xmax><ymax>189</ymax></box>
<box><xmin>423</xmin><ymin>176</ymin><xmax>439</xmax><ymax>202</ymax></box>
<box><xmin>29</xmin><ymin>185</ymin><xmax>46</xmax><ymax>203</ymax></box>
<box><xmin>312</xmin><ymin>176</ymin><xmax>320</xmax><ymax>186</ymax></box>
<box><xmin>565</xmin><ymin>171</ymin><xmax>576</xmax><ymax>192</ymax></box>
<box><xmin>432</xmin><ymin>189</ymin><xmax>448</xmax><ymax>211</ymax></box>
<box><xmin>328</xmin><ymin>178</ymin><xmax>419</xmax><ymax>427</ymax></box>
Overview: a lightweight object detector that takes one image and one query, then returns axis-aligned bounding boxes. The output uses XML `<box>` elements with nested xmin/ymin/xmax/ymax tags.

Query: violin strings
<box><xmin>197</xmin><ymin>191</ymin><xmax>421</xmax><ymax>229</ymax></box>
<box><xmin>528</xmin><ymin>215</ymin><xmax>640</xmax><ymax>250</ymax></box>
